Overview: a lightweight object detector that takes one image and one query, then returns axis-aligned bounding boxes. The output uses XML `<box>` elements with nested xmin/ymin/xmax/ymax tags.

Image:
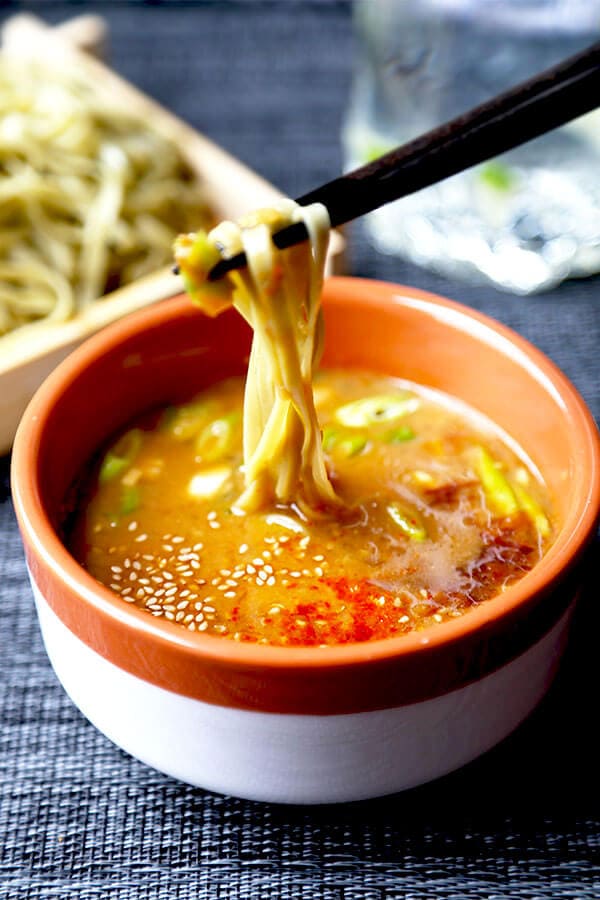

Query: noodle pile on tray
<box><xmin>0</xmin><ymin>56</ymin><xmax>211</xmax><ymax>342</ymax></box>
<box><xmin>174</xmin><ymin>201</ymin><xmax>340</xmax><ymax>514</ymax></box>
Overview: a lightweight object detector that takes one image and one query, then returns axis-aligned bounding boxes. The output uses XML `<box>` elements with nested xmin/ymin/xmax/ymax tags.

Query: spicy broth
<box><xmin>69</xmin><ymin>371</ymin><xmax>554</xmax><ymax>646</ymax></box>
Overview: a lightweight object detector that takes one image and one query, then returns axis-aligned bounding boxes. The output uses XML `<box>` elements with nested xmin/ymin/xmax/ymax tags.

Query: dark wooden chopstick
<box><xmin>207</xmin><ymin>39</ymin><xmax>600</xmax><ymax>281</ymax></box>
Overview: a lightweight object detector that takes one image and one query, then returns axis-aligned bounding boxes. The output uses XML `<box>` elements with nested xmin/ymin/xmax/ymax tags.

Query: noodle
<box><xmin>174</xmin><ymin>201</ymin><xmax>339</xmax><ymax>514</ymax></box>
<box><xmin>0</xmin><ymin>56</ymin><xmax>211</xmax><ymax>342</ymax></box>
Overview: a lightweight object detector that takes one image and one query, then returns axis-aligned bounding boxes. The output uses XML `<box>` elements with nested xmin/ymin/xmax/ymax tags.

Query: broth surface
<box><xmin>70</xmin><ymin>371</ymin><xmax>554</xmax><ymax>646</ymax></box>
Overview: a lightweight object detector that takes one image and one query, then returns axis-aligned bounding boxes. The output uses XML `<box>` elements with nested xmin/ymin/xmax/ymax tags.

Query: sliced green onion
<box><xmin>195</xmin><ymin>412</ymin><xmax>239</xmax><ymax>461</ymax></box>
<box><xmin>322</xmin><ymin>426</ymin><xmax>367</xmax><ymax>457</ymax></box>
<box><xmin>386</xmin><ymin>425</ymin><xmax>415</xmax><ymax>443</ymax></box>
<box><xmin>473</xmin><ymin>446</ymin><xmax>519</xmax><ymax>517</ymax></box>
<box><xmin>335</xmin><ymin>394</ymin><xmax>419</xmax><ymax>428</ymax></box>
<box><xmin>513</xmin><ymin>484</ymin><xmax>551</xmax><ymax>538</ymax></box>
<box><xmin>120</xmin><ymin>484</ymin><xmax>141</xmax><ymax>515</ymax></box>
<box><xmin>167</xmin><ymin>400</ymin><xmax>213</xmax><ymax>441</ymax></box>
<box><xmin>99</xmin><ymin>428</ymin><xmax>142</xmax><ymax>484</ymax></box>
<box><xmin>387</xmin><ymin>501</ymin><xmax>427</xmax><ymax>541</ymax></box>
<box><xmin>479</xmin><ymin>161</ymin><xmax>515</xmax><ymax>193</ymax></box>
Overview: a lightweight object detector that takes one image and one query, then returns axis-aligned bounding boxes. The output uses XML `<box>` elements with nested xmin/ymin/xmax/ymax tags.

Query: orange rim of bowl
<box><xmin>11</xmin><ymin>278</ymin><xmax>600</xmax><ymax>707</ymax></box>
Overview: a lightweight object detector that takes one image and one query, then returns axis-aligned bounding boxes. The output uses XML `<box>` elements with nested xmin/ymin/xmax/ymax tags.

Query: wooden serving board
<box><xmin>0</xmin><ymin>14</ymin><xmax>345</xmax><ymax>453</ymax></box>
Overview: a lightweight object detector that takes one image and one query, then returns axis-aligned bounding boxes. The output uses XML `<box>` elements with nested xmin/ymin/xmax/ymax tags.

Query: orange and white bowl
<box><xmin>11</xmin><ymin>277</ymin><xmax>600</xmax><ymax>803</ymax></box>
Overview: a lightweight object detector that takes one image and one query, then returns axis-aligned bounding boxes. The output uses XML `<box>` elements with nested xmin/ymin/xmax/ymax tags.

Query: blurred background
<box><xmin>1</xmin><ymin>3</ymin><xmax>598</xmax><ymax>899</ymax></box>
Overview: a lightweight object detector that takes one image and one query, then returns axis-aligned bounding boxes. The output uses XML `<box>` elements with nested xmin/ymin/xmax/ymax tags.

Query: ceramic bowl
<box><xmin>11</xmin><ymin>277</ymin><xmax>600</xmax><ymax>804</ymax></box>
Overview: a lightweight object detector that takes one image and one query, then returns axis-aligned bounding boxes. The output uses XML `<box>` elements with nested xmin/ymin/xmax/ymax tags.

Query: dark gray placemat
<box><xmin>1</xmin><ymin>3</ymin><xmax>599</xmax><ymax>898</ymax></box>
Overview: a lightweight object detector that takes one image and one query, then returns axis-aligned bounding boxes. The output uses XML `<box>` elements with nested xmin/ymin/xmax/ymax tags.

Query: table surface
<box><xmin>1</xmin><ymin>3</ymin><xmax>598</xmax><ymax>898</ymax></box>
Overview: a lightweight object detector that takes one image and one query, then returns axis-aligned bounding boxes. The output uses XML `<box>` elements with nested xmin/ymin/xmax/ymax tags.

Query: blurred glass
<box><xmin>343</xmin><ymin>0</ymin><xmax>600</xmax><ymax>294</ymax></box>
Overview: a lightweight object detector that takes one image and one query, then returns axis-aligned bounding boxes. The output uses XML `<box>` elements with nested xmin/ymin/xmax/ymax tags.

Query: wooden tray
<box><xmin>0</xmin><ymin>15</ymin><xmax>344</xmax><ymax>454</ymax></box>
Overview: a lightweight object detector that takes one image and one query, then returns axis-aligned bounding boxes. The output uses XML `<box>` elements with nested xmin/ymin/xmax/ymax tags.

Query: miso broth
<box><xmin>70</xmin><ymin>370</ymin><xmax>554</xmax><ymax>646</ymax></box>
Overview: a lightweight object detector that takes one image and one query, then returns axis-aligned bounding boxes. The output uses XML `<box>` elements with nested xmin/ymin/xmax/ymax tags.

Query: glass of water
<box><xmin>343</xmin><ymin>0</ymin><xmax>600</xmax><ymax>294</ymax></box>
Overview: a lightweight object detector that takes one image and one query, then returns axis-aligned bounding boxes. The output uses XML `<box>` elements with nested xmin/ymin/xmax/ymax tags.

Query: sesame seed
<box><xmin>224</xmin><ymin>591</ymin><xmax>236</xmax><ymax>599</ymax></box>
<box><xmin>127</xmin><ymin>522</ymin><xmax>138</xmax><ymax>532</ymax></box>
<box><xmin>204</xmin><ymin>606</ymin><xmax>215</xmax><ymax>613</ymax></box>
<box><xmin>177</xmin><ymin>600</ymin><xmax>189</xmax><ymax>610</ymax></box>
<box><xmin>252</xmin><ymin>558</ymin><xmax>264</xmax><ymax>567</ymax></box>
<box><xmin>164</xmin><ymin>612</ymin><xmax>175</xmax><ymax>621</ymax></box>
<box><xmin>239</xmin><ymin>544</ymin><xmax>249</xmax><ymax>554</ymax></box>
<box><xmin>399</xmin><ymin>615</ymin><xmax>410</xmax><ymax>624</ymax></box>
<box><xmin>313</xmin><ymin>555</ymin><xmax>325</xmax><ymax>562</ymax></box>
<box><xmin>207</xmin><ymin>511</ymin><xmax>217</xmax><ymax>521</ymax></box>
<box><xmin>135</xmin><ymin>534</ymin><xmax>148</xmax><ymax>543</ymax></box>
<box><xmin>198</xmin><ymin>621</ymin><xmax>208</xmax><ymax>631</ymax></box>
<box><xmin>246</xmin><ymin>565</ymin><xmax>256</xmax><ymax>575</ymax></box>
<box><xmin>209</xmin><ymin>521</ymin><xmax>221</xmax><ymax>529</ymax></box>
<box><xmin>266</xmin><ymin>576</ymin><xmax>276</xmax><ymax>587</ymax></box>
<box><xmin>314</xmin><ymin>567</ymin><xmax>323</xmax><ymax>577</ymax></box>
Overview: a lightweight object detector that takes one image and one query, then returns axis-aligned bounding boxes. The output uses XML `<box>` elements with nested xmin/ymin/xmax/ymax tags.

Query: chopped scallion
<box><xmin>335</xmin><ymin>394</ymin><xmax>419</xmax><ymax>428</ymax></box>
<box><xmin>99</xmin><ymin>429</ymin><xmax>142</xmax><ymax>484</ymax></box>
<box><xmin>387</xmin><ymin>501</ymin><xmax>427</xmax><ymax>541</ymax></box>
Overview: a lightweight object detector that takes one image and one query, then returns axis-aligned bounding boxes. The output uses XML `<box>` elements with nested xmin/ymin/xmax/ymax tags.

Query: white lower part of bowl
<box><xmin>32</xmin><ymin>578</ymin><xmax>572</xmax><ymax>804</ymax></box>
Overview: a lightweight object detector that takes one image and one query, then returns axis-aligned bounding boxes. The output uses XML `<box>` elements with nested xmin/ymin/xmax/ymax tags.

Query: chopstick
<box><xmin>207</xmin><ymin>39</ymin><xmax>600</xmax><ymax>282</ymax></box>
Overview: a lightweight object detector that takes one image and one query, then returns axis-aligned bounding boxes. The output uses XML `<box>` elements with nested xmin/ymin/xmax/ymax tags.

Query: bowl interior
<box><xmin>34</xmin><ymin>279</ymin><xmax>594</xmax><ymax>537</ymax></box>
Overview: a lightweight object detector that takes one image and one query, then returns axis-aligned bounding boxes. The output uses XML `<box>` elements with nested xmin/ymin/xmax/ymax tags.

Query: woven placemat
<box><xmin>1</xmin><ymin>3</ymin><xmax>599</xmax><ymax>898</ymax></box>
